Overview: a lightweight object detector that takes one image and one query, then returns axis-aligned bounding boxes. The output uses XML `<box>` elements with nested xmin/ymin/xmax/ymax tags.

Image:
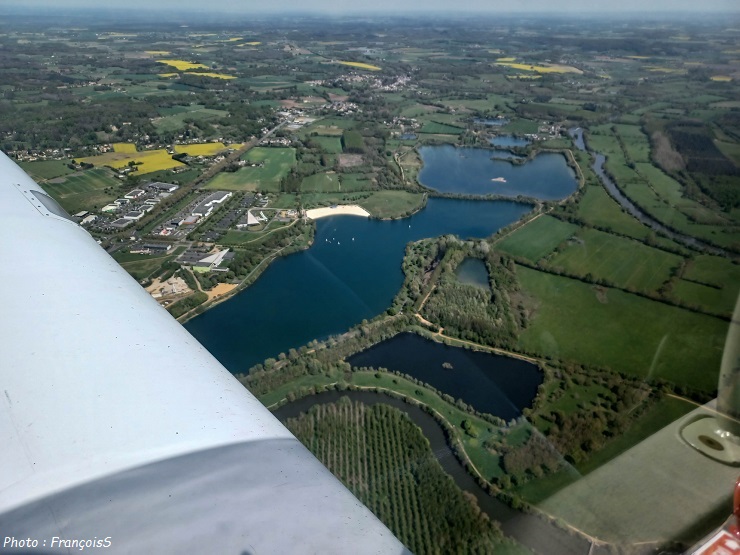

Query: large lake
<box><xmin>185</xmin><ymin>198</ymin><xmax>531</xmax><ymax>374</ymax></box>
<box><xmin>347</xmin><ymin>333</ymin><xmax>542</xmax><ymax>420</ymax></box>
<box><xmin>418</xmin><ymin>145</ymin><xmax>577</xmax><ymax>199</ymax></box>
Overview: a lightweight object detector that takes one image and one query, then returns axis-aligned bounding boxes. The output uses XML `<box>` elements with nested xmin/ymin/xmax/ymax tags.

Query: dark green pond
<box><xmin>346</xmin><ymin>333</ymin><xmax>542</xmax><ymax>420</ymax></box>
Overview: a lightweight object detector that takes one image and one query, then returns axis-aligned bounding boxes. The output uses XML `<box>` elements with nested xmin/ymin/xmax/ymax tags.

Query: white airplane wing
<box><xmin>0</xmin><ymin>151</ymin><xmax>407</xmax><ymax>554</ymax></box>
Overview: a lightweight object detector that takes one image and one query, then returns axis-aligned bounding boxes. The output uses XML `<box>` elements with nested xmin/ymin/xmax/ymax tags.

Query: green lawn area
<box><xmin>309</xmin><ymin>135</ymin><xmax>343</xmax><ymax>153</ymax></box>
<box><xmin>496</xmin><ymin>215</ymin><xmax>579</xmax><ymax>262</ymax></box>
<box><xmin>219</xmin><ymin>230</ymin><xmax>258</xmax><ymax>246</ymax></box>
<box><xmin>548</xmin><ymin>228</ymin><xmax>682</xmax><ymax>293</ymax></box>
<box><xmin>298</xmin><ymin>191</ymin><xmax>420</xmax><ymax>218</ymax></box>
<box><xmin>340</xmin><ymin>173</ymin><xmax>376</xmax><ymax>192</ymax></box>
<box><xmin>204</xmin><ymin>147</ymin><xmax>296</xmax><ymax>192</ymax></box>
<box><xmin>517</xmin><ymin>266</ymin><xmax>727</xmax><ymax>393</ymax></box>
<box><xmin>359</xmin><ymin>191</ymin><xmax>426</xmax><ymax>219</ymax></box>
<box><xmin>301</xmin><ymin>171</ymin><xmax>341</xmax><ymax>192</ymax></box>
<box><xmin>113</xmin><ymin>248</ymin><xmax>183</xmax><ymax>281</ymax></box>
<box><xmin>20</xmin><ymin>159</ymin><xmax>75</xmax><ymax>180</ymax></box>
<box><xmin>40</xmin><ymin>168</ymin><xmax>118</xmax><ymax>214</ymax></box>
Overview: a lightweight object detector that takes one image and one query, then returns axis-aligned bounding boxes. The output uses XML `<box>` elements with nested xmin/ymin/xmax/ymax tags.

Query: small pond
<box><xmin>346</xmin><ymin>333</ymin><xmax>542</xmax><ymax>420</ymax></box>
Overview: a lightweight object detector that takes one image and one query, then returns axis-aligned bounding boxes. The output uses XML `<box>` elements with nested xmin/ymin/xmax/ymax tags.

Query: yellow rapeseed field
<box><xmin>158</xmin><ymin>73</ymin><xmax>179</xmax><ymax>78</ymax></box>
<box><xmin>646</xmin><ymin>66</ymin><xmax>685</xmax><ymax>74</ymax></box>
<box><xmin>710</xmin><ymin>75</ymin><xmax>733</xmax><ymax>82</ymax></box>
<box><xmin>145</xmin><ymin>50</ymin><xmax>170</xmax><ymax>56</ymax></box>
<box><xmin>496</xmin><ymin>57</ymin><xmax>517</xmax><ymax>62</ymax></box>
<box><xmin>156</xmin><ymin>59</ymin><xmax>209</xmax><ymax>71</ymax></box>
<box><xmin>187</xmin><ymin>72</ymin><xmax>236</xmax><ymax>80</ymax></box>
<box><xmin>112</xmin><ymin>143</ymin><xmax>137</xmax><ymax>153</ymax></box>
<box><xmin>337</xmin><ymin>61</ymin><xmax>382</xmax><ymax>71</ymax></box>
<box><xmin>495</xmin><ymin>61</ymin><xmax>582</xmax><ymax>74</ymax></box>
<box><xmin>174</xmin><ymin>143</ymin><xmax>228</xmax><ymax>156</ymax></box>
<box><xmin>79</xmin><ymin>149</ymin><xmax>184</xmax><ymax>175</ymax></box>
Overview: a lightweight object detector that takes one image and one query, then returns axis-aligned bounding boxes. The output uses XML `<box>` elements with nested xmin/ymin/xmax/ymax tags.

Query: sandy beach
<box><xmin>206</xmin><ymin>282</ymin><xmax>238</xmax><ymax>301</ymax></box>
<box><xmin>305</xmin><ymin>204</ymin><xmax>370</xmax><ymax>220</ymax></box>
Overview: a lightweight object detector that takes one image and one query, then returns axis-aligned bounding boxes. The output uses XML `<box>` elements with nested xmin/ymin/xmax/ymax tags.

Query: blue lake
<box><xmin>418</xmin><ymin>145</ymin><xmax>577</xmax><ymax>199</ymax></box>
<box><xmin>185</xmin><ymin>198</ymin><xmax>532</xmax><ymax>374</ymax></box>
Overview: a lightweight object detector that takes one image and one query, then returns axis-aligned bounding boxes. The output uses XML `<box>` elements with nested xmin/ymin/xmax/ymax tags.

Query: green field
<box><xmin>619</xmin><ymin>179</ymin><xmax>737</xmax><ymax>248</ymax></box>
<box><xmin>636</xmin><ymin>163</ymin><xmax>728</xmax><ymax>226</ymax></box>
<box><xmin>20</xmin><ymin>159</ymin><xmax>75</xmax><ymax>180</ymax></box>
<box><xmin>517</xmin><ymin>266</ymin><xmax>727</xmax><ymax>393</ymax></box>
<box><xmin>614</xmin><ymin>124</ymin><xmax>651</xmax><ymax>163</ymax></box>
<box><xmin>673</xmin><ymin>255</ymin><xmax>740</xmax><ymax>315</ymax></box>
<box><xmin>113</xmin><ymin>248</ymin><xmax>183</xmax><ymax>281</ymax></box>
<box><xmin>41</xmin><ymin>168</ymin><xmax>118</xmax><ymax>213</ymax></box>
<box><xmin>285</xmin><ymin>399</ymin><xmax>512</xmax><ymax>554</ymax></box>
<box><xmin>310</xmin><ymin>135</ymin><xmax>343</xmax><ymax>153</ymax></box>
<box><xmin>219</xmin><ymin>221</ymin><xmax>292</xmax><ymax>246</ymax></box>
<box><xmin>419</xmin><ymin>121</ymin><xmax>465</xmax><ymax>135</ymax></box>
<box><xmin>340</xmin><ymin>173</ymin><xmax>376</xmax><ymax>192</ymax></box>
<box><xmin>588</xmin><ymin>126</ymin><xmax>738</xmax><ymax>248</ymax></box>
<box><xmin>548</xmin><ymin>228</ymin><xmax>682</xmax><ymax>293</ymax></box>
<box><xmin>152</xmin><ymin>106</ymin><xmax>228</xmax><ymax>133</ymax></box>
<box><xmin>360</xmin><ymin>191</ymin><xmax>426</xmax><ymax>219</ymax></box>
<box><xmin>575</xmin><ymin>184</ymin><xmax>651</xmax><ymax>240</ymax></box>
<box><xmin>496</xmin><ymin>215</ymin><xmax>579</xmax><ymax>262</ymax></box>
<box><xmin>204</xmin><ymin>147</ymin><xmax>296</xmax><ymax>192</ymax></box>
<box><xmin>301</xmin><ymin>171</ymin><xmax>341</xmax><ymax>192</ymax></box>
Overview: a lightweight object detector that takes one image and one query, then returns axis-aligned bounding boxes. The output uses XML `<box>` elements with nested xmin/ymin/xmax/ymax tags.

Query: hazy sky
<box><xmin>3</xmin><ymin>0</ymin><xmax>739</xmax><ymax>14</ymax></box>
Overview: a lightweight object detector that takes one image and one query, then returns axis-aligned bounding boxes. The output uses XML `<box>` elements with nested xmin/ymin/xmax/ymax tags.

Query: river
<box><xmin>274</xmin><ymin>390</ymin><xmax>594</xmax><ymax>555</ymax></box>
<box><xmin>568</xmin><ymin>127</ymin><xmax>728</xmax><ymax>257</ymax></box>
